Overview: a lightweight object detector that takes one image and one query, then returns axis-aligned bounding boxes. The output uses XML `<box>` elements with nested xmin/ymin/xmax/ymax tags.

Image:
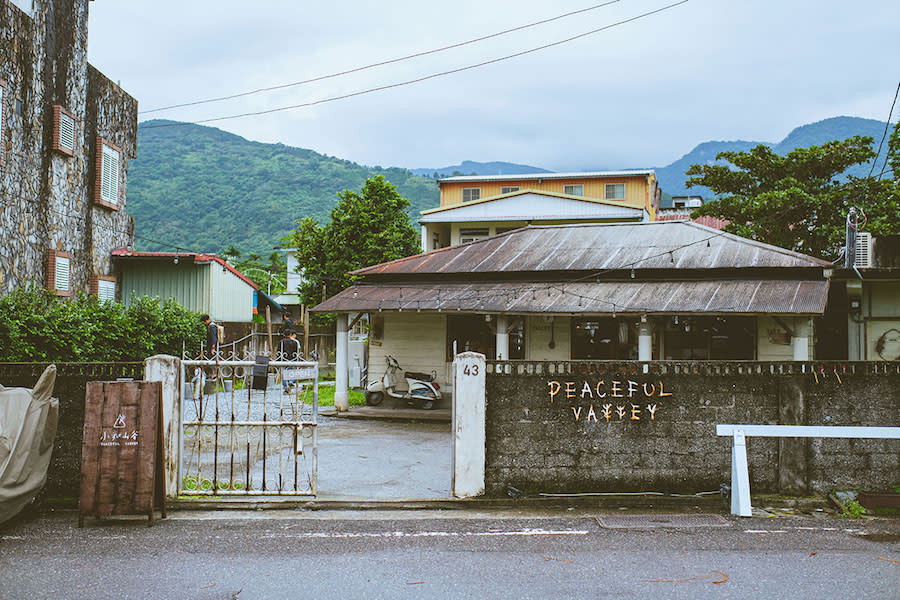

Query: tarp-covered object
<box><xmin>0</xmin><ymin>365</ymin><xmax>59</xmax><ymax>524</ymax></box>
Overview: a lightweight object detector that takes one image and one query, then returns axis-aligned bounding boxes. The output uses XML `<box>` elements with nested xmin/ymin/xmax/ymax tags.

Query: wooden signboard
<box><xmin>79</xmin><ymin>381</ymin><xmax>166</xmax><ymax>526</ymax></box>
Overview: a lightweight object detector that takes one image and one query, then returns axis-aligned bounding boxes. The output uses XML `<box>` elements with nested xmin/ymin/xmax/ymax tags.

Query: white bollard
<box><xmin>731</xmin><ymin>430</ymin><xmax>752</xmax><ymax>517</ymax></box>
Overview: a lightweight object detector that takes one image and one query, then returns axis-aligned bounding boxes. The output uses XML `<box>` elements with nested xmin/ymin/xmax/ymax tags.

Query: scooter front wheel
<box><xmin>365</xmin><ymin>391</ymin><xmax>384</xmax><ymax>406</ymax></box>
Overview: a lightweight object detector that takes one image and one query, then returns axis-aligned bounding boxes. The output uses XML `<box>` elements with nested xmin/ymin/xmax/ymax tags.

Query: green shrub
<box><xmin>0</xmin><ymin>287</ymin><xmax>205</xmax><ymax>362</ymax></box>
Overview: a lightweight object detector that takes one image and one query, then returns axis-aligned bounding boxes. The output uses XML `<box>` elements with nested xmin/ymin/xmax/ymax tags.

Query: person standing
<box><xmin>201</xmin><ymin>314</ymin><xmax>218</xmax><ymax>356</ymax></box>
<box><xmin>278</xmin><ymin>329</ymin><xmax>301</xmax><ymax>393</ymax></box>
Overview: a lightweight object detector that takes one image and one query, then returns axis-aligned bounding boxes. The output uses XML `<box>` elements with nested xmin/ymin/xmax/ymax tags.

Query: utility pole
<box><xmin>845</xmin><ymin>206</ymin><xmax>858</xmax><ymax>268</ymax></box>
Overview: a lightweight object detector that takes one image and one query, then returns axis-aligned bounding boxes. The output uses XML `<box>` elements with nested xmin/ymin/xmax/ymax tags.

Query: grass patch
<box><xmin>312</xmin><ymin>385</ymin><xmax>366</xmax><ymax>407</ymax></box>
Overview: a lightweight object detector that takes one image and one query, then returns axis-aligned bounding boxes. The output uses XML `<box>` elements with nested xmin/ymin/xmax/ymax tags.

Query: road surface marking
<box><xmin>259</xmin><ymin>528</ymin><xmax>590</xmax><ymax>539</ymax></box>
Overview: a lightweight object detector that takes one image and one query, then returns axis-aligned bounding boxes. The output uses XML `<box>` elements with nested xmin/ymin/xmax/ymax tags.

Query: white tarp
<box><xmin>0</xmin><ymin>365</ymin><xmax>59</xmax><ymax>524</ymax></box>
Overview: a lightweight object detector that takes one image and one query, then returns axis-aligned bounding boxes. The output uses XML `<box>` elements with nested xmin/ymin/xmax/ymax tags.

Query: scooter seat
<box><xmin>404</xmin><ymin>371</ymin><xmax>434</xmax><ymax>382</ymax></box>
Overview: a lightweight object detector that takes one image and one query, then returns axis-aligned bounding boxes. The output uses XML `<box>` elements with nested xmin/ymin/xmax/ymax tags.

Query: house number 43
<box><xmin>463</xmin><ymin>364</ymin><xmax>479</xmax><ymax>376</ymax></box>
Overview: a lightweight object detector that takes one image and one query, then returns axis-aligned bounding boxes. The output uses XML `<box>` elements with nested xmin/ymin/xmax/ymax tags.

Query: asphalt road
<box><xmin>1</xmin><ymin>509</ymin><xmax>897</xmax><ymax>600</ymax></box>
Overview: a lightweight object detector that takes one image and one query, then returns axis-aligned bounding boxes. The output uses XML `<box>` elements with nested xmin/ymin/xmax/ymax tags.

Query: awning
<box><xmin>313</xmin><ymin>279</ymin><xmax>829</xmax><ymax>316</ymax></box>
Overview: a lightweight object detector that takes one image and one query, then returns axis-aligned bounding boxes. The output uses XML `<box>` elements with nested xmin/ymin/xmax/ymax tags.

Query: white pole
<box><xmin>495</xmin><ymin>315</ymin><xmax>509</xmax><ymax>360</ymax></box>
<box><xmin>792</xmin><ymin>317</ymin><xmax>810</xmax><ymax>361</ymax></box>
<box><xmin>335</xmin><ymin>313</ymin><xmax>350</xmax><ymax>412</ymax></box>
<box><xmin>638</xmin><ymin>320</ymin><xmax>652</xmax><ymax>361</ymax></box>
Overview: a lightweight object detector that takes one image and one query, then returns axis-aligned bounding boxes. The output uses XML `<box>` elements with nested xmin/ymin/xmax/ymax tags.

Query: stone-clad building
<box><xmin>0</xmin><ymin>0</ymin><xmax>137</xmax><ymax>299</ymax></box>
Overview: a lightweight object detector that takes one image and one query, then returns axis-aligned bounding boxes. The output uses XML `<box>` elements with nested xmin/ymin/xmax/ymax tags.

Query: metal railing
<box><xmin>180</xmin><ymin>350</ymin><xmax>319</xmax><ymax>496</ymax></box>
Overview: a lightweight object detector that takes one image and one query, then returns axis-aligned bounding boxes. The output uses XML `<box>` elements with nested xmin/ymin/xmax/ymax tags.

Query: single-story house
<box><xmin>112</xmin><ymin>250</ymin><xmax>283</xmax><ymax>348</ymax></box>
<box><xmin>314</xmin><ymin>220</ymin><xmax>832</xmax><ymax>406</ymax></box>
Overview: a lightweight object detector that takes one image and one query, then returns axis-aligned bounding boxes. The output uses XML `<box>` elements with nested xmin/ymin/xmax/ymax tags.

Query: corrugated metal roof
<box><xmin>313</xmin><ymin>280</ymin><xmax>829</xmax><ymax>315</ymax></box>
<box><xmin>656</xmin><ymin>214</ymin><xmax>730</xmax><ymax>230</ymax></box>
<box><xmin>353</xmin><ymin>221</ymin><xmax>829</xmax><ymax>277</ymax></box>
<box><xmin>112</xmin><ymin>250</ymin><xmax>259</xmax><ymax>289</ymax></box>
<box><xmin>437</xmin><ymin>170</ymin><xmax>654</xmax><ymax>183</ymax></box>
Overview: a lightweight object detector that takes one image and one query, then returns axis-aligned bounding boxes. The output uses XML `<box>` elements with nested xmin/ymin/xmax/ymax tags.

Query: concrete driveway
<box><xmin>315</xmin><ymin>416</ymin><xmax>452</xmax><ymax>500</ymax></box>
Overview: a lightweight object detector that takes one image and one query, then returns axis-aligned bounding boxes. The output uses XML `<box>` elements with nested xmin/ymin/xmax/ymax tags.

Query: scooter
<box><xmin>365</xmin><ymin>356</ymin><xmax>441</xmax><ymax>410</ymax></box>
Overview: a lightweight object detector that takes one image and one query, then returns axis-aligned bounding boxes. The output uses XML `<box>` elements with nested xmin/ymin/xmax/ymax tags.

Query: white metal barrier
<box><xmin>716</xmin><ymin>424</ymin><xmax>900</xmax><ymax>516</ymax></box>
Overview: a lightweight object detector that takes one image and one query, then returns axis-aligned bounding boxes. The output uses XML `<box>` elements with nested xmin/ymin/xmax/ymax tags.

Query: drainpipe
<box><xmin>335</xmin><ymin>313</ymin><xmax>349</xmax><ymax>412</ymax></box>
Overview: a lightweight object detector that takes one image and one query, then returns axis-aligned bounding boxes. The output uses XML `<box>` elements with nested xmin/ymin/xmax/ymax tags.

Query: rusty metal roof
<box><xmin>313</xmin><ymin>279</ymin><xmax>829</xmax><ymax>315</ymax></box>
<box><xmin>353</xmin><ymin>221</ymin><xmax>829</xmax><ymax>277</ymax></box>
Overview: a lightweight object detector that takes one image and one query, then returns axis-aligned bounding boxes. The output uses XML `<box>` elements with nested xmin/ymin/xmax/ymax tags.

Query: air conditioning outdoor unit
<box><xmin>855</xmin><ymin>232</ymin><xmax>872</xmax><ymax>268</ymax></box>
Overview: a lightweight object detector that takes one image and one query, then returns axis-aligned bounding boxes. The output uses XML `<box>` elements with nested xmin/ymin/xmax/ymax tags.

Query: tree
<box><xmin>285</xmin><ymin>176</ymin><xmax>420</xmax><ymax>318</ymax></box>
<box><xmin>687</xmin><ymin>126</ymin><xmax>900</xmax><ymax>258</ymax></box>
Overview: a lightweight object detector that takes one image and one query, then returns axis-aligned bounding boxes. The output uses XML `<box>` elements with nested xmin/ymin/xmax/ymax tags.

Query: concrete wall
<box><xmin>0</xmin><ymin>0</ymin><xmax>137</xmax><ymax>296</ymax></box>
<box><xmin>0</xmin><ymin>361</ymin><xmax>144</xmax><ymax>500</ymax></box>
<box><xmin>484</xmin><ymin>360</ymin><xmax>898</xmax><ymax>497</ymax></box>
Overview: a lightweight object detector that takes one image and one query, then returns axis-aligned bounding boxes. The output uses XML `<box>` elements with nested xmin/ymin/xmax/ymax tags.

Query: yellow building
<box><xmin>422</xmin><ymin>170</ymin><xmax>661</xmax><ymax>250</ymax></box>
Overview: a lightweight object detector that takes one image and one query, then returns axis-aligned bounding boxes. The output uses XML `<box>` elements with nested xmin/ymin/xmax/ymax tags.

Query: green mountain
<box><xmin>128</xmin><ymin>116</ymin><xmax>892</xmax><ymax>255</ymax></box>
<box><xmin>411</xmin><ymin>160</ymin><xmax>551</xmax><ymax>178</ymax></box>
<box><xmin>656</xmin><ymin>116</ymin><xmax>891</xmax><ymax>200</ymax></box>
<box><xmin>128</xmin><ymin>120</ymin><xmax>440</xmax><ymax>256</ymax></box>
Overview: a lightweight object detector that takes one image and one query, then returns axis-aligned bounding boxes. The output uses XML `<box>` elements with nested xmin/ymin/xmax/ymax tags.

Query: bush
<box><xmin>0</xmin><ymin>287</ymin><xmax>205</xmax><ymax>362</ymax></box>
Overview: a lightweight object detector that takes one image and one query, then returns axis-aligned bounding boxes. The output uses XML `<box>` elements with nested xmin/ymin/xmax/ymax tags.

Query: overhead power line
<box><xmin>866</xmin><ymin>80</ymin><xmax>899</xmax><ymax>179</ymax></box>
<box><xmin>140</xmin><ymin>0</ymin><xmax>627</xmax><ymax>115</ymax></box>
<box><xmin>139</xmin><ymin>0</ymin><xmax>690</xmax><ymax>130</ymax></box>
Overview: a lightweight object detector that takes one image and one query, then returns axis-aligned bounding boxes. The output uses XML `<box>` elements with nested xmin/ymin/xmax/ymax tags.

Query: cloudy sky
<box><xmin>69</xmin><ymin>0</ymin><xmax>900</xmax><ymax>171</ymax></box>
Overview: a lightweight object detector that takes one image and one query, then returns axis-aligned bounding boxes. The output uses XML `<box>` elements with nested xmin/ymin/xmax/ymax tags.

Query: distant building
<box><xmin>423</xmin><ymin>171</ymin><xmax>661</xmax><ymax>250</ymax></box>
<box><xmin>112</xmin><ymin>250</ymin><xmax>283</xmax><ymax>326</ymax></box>
<box><xmin>830</xmin><ymin>233</ymin><xmax>900</xmax><ymax>361</ymax></box>
<box><xmin>0</xmin><ymin>0</ymin><xmax>138</xmax><ymax>299</ymax></box>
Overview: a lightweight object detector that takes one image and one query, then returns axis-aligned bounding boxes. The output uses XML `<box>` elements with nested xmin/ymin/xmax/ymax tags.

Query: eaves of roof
<box><xmin>437</xmin><ymin>169</ymin><xmax>655</xmax><ymax>183</ymax></box>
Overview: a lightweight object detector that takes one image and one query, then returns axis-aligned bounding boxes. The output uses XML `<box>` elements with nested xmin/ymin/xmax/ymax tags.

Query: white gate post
<box><xmin>335</xmin><ymin>313</ymin><xmax>350</xmax><ymax>412</ymax></box>
<box><xmin>144</xmin><ymin>354</ymin><xmax>180</xmax><ymax>498</ymax></box>
<box><xmin>452</xmin><ymin>352</ymin><xmax>486</xmax><ymax>498</ymax></box>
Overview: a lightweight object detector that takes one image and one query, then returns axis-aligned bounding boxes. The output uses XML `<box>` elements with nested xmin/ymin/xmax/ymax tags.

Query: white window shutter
<box><xmin>59</xmin><ymin>112</ymin><xmax>76</xmax><ymax>153</ymax></box>
<box><xmin>101</xmin><ymin>143</ymin><xmax>120</xmax><ymax>205</ymax></box>
<box><xmin>98</xmin><ymin>279</ymin><xmax>116</xmax><ymax>303</ymax></box>
<box><xmin>55</xmin><ymin>256</ymin><xmax>70</xmax><ymax>292</ymax></box>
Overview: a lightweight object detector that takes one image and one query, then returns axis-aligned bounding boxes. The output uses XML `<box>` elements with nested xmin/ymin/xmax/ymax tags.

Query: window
<box><xmin>46</xmin><ymin>250</ymin><xmax>72</xmax><ymax>296</ymax></box>
<box><xmin>52</xmin><ymin>105</ymin><xmax>76</xmax><ymax>156</ymax></box>
<box><xmin>94</xmin><ymin>137</ymin><xmax>121</xmax><ymax>209</ymax></box>
<box><xmin>432</xmin><ymin>232</ymin><xmax>440</xmax><ymax>250</ymax></box>
<box><xmin>571</xmin><ymin>319</ymin><xmax>636</xmax><ymax>359</ymax></box>
<box><xmin>90</xmin><ymin>276</ymin><xmax>116</xmax><ymax>303</ymax></box>
<box><xmin>605</xmin><ymin>183</ymin><xmax>625</xmax><ymax>200</ymax></box>
<box><xmin>564</xmin><ymin>184</ymin><xmax>584</xmax><ymax>196</ymax></box>
<box><xmin>501</xmin><ymin>186</ymin><xmax>519</xmax><ymax>194</ymax></box>
<box><xmin>459</xmin><ymin>228</ymin><xmax>489</xmax><ymax>244</ymax></box>
<box><xmin>447</xmin><ymin>315</ymin><xmax>495</xmax><ymax>360</ymax></box>
<box><xmin>461</xmin><ymin>187</ymin><xmax>481</xmax><ymax>203</ymax></box>
<box><xmin>663</xmin><ymin>316</ymin><xmax>754</xmax><ymax>360</ymax></box>
<box><xmin>446</xmin><ymin>315</ymin><xmax>526</xmax><ymax>360</ymax></box>
<box><xmin>0</xmin><ymin>79</ymin><xmax>6</xmax><ymax>166</ymax></box>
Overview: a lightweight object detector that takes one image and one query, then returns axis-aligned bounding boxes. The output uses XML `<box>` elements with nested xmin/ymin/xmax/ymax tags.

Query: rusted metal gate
<box><xmin>180</xmin><ymin>351</ymin><xmax>318</xmax><ymax>497</ymax></box>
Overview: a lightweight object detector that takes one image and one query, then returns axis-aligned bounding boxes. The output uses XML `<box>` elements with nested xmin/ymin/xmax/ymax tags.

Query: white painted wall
<box><xmin>367</xmin><ymin>312</ymin><xmax>450</xmax><ymax>388</ymax></box>
<box><xmin>757</xmin><ymin>316</ymin><xmax>813</xmax><ymax>361</ymax></box>
<box><xmin>526</xmin><ymin>316</ymin><xmax>571</xmax><ymax>360</ymax></box>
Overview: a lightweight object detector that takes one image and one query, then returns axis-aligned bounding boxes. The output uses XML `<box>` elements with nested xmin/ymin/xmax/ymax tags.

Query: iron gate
<box><xmin>180</xmin><ymin>351</ymin><xmax>318</xmax><ymax>496</ymax></box>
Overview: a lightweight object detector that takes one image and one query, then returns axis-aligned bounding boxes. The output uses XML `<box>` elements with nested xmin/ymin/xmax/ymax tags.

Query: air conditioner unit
<box><xmin>855</xmin><ymin>232</ymin><xmax>872</xmax><ymax>268</ymax></box>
